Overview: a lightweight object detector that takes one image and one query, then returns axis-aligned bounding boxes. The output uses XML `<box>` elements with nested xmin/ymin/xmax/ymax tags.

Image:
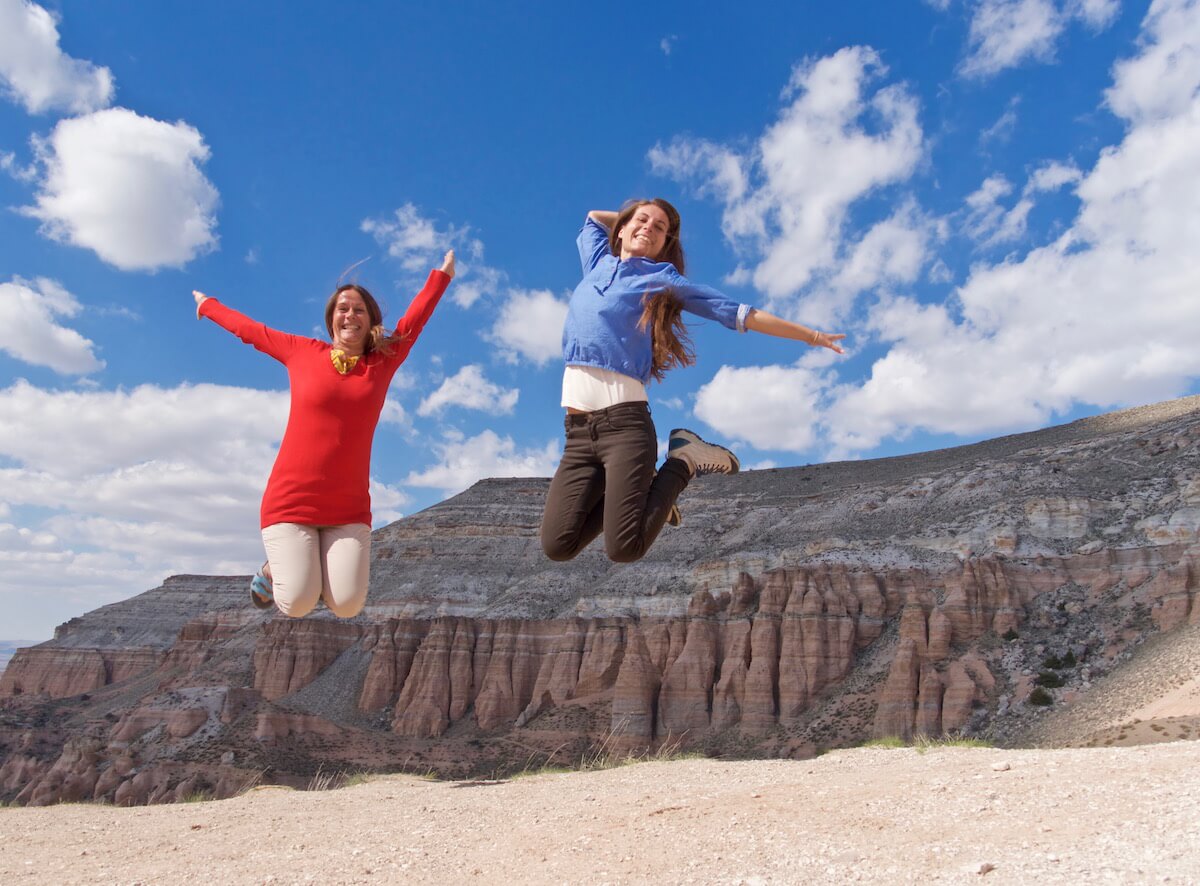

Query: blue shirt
<box><xmin>561</xmin><ymin>218</ymin><xmax>752</xmax><ymax>384</ymax></box>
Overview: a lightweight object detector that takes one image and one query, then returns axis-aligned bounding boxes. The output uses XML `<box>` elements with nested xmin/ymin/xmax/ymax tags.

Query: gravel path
<box><xmin>2</xmin><ymin>741</ymin><xmax>1198</xmax><ymax>884</ymax></box>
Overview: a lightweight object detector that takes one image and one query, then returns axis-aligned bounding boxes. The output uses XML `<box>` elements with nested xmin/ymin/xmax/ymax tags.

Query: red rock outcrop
<box><xmin>0</xmin><ymin>647</ymin><xmax>162</xmax><ymax>699</ymax></box>
<box><xmin>253</xmin><ymin>619</ymin><xmax>363</xmax><ymax>700</ymax></box>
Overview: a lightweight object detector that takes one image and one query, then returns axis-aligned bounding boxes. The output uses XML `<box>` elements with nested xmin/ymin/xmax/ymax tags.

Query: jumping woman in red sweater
<box><xmin>193</xmin><ymin>251</ymin><xmax>455</xmax><ymax>617</ymax></box>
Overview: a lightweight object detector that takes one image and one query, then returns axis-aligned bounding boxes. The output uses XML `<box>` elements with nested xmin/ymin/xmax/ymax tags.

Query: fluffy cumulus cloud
<box><xmin>363</xmin><ymin>205</ymin><xmax>569</xmax><ymax>361</ymax></box>
<box><xmin>0</xmin><ymin>381</ymin><xmax>287</xmax><ymax>633</ymax></box>
<box><xmin>694</xmin><ymin>357</ymin><xmax>834</xmax><ymax>453</ymax></box>
<box><xmin>650</xmin><ymin>46</ymin><xmax>926</xmax><ymax>324</ymax></box>
<box><xmin>687</xmin><ymin>3</ymin><xmax>1198</xmax><ymax>459</ymax></box>
<box><xmin>362</xmin><ymin>203</ymin><xmax>503</xmax><ymax>309</ymax></box>
<box><xmin>0</xmin><ymin>374</ymin><xmax>433</xmax><ymax>636</ymax></box>
<box><xmin>962</xmin><ymin>162</ymin><xmax>1082</xmax><ymax>246</ymax></box>
<box><xmin>487</xmin><ymin>288</ymin><xmax>568</xmax><ymax>366</ymax></box>
<box><xmin>0</xmin><ymin>276</ymin><xmax>103</xmax><ymax>374</ymax></box>
<box><xmin>959</xmin><ymin>0</ymin><xmax>1122</xmax><ymax>78</ymax></box>
<box><xmin>405</xmin><ymin>429</ymin><xmax>560</xmax><ymax>497</ymax></box>
<box><xmin>23</xmin><ymin>107</ymin><xmax>219</xmax><ymax>271</ymax></box>
<box><xmin>417</xmin><ymin>364</ymin><xmax>519</xmax><ymax>416</ymax></box>
<box><xmin>820</xmin><ymin>0</ymin><xmax>1200</xmax><ymax>452</ymax></box>
<box><xmin>0</xmin><ymin>0</ymin><xmax>114</xmax><ymax>114</ymax></box>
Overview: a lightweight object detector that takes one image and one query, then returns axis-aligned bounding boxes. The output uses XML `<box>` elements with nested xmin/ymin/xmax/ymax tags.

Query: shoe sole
<box><xmin>668</xmin><ymin>429</ymin><xmax>741</xmax><ymax>475</ymax></box>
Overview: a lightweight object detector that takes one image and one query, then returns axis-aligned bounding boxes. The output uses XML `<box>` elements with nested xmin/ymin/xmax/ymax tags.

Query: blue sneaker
<box><xmin>250</xmin><ymin>565</ymin><xmax>273</xmax><ymax>610</ymax></box>
<box><xmin>667</xmin><ymin>428</ymin><xmax>740</xmax><ymax>477</ymax></box>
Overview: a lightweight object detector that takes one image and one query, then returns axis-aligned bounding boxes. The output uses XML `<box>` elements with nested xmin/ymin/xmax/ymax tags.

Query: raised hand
<box><xmin>440</xmin><ymin>250</ymin><xmax>456</xmax><ymax>279</ymax></box>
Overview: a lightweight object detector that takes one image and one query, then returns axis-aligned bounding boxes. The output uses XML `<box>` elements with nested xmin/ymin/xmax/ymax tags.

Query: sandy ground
<box><xmin>2</xmin><ymin>741</ymin><xmax>1199</xmax><ymax>885</ymax></box>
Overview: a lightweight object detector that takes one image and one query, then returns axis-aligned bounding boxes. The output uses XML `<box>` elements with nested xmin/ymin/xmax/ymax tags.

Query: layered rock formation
<box><xmin>1</xmin><ymin>395</ymin><xmax>1197</xmax><ymax>805</ymax></box>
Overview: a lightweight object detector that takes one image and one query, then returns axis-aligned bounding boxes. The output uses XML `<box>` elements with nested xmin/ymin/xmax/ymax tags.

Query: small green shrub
<box><xmin>1028</xmin><ymin>687</ymin><xmax>1053</xmax><ymax>706</ymax></box>
<box><xmin>1061</xmin><ymin>650</ymin><xmax>1077</xmax><ymax>667</ymax></box>
<box><xmin>1042</xmin><ymin>654</ymin><xmax>1062</xmax><ymax>669</ymax></box>
<box><xmin>1035</xmin><ymin>671</ymin><xmax>1065</xmax><ymax>688</ymax></box>
<box><xmin>1002</xmin><ymin>628</ymin><xmax>1019</xmax><ymax>641</ymax></box>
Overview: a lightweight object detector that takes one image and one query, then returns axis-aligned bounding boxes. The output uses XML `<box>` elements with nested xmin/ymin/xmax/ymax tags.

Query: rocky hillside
<box><xmin>1</xmin><ymin>395</ymin><xmax>1197</xmax><ymax>806</ymax></box>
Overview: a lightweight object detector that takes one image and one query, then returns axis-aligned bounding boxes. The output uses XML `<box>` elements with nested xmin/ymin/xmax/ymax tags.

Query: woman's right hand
<box><xmin>193</xmin><ymin>290</ymin><xmax>209</xmax><ymax>319</ymax></box>
<box><xmin>440</xmin><ymin>250</ymin><xmax>456</xmax><ymax>279</ymax></box>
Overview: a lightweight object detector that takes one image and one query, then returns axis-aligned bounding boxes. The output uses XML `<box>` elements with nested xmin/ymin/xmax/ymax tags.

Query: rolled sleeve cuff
<box><xmin>736</xmin><ymin>304</ymin><xmax>754</xmax><ymax>333</ymax></box>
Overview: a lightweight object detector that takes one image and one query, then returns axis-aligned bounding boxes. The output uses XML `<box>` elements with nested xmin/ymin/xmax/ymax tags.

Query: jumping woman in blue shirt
<box><xmin>541</xmin><ymin>198</ymin><xmax>845</xmax><ymax>564</ymax></box>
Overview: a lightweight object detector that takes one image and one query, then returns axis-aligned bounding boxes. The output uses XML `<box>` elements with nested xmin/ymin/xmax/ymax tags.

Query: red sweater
<box><xmin>200</xmin><ymin>270</ymin><xmax>451</xmax><ymax>528</ymax></box>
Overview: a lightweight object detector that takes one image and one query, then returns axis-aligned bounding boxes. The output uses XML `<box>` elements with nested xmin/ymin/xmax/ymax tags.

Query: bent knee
<box><xmin>275</xmin><ymin>599</ymin><xmax>316</xmax><ymax>619</ymax></box>
<box><xmin>542</xmin><ymin>541</ymin><xmax>579</xmax><ymax>562</ymax></box>
<box><xmin>326</xmin><ymin>597</ymin><xmax>366</xmax><ymax>619</ymax></box>
<box><xmin>605</xmin><ymin>543</ymin><xmax>646</xmax><ymax>564</ymax></box>
<box><xmin>540</xmin><ymin>528</ymin><xmax>581</xmax><ymax>562</ymax></box>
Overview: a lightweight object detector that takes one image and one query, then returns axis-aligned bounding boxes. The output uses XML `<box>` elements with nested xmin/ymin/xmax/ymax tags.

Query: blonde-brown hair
<box><xmin>638</xmin><ymin>290</ymin><xmax>695</xmax><ymax>382</ymax></box>
<box><xmin>324</xmin><ymin>284</ymin><xmax>404</xmax><ymax>357</ymax></box>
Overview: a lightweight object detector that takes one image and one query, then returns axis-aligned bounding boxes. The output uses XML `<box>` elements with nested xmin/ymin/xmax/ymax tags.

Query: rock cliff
<box><xmin>1</xmin><ymin>395</ymin><xmax>1197</xmax><ymax>805</ymax></box>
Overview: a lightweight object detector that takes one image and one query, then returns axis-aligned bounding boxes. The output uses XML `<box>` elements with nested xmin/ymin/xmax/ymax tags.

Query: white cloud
<box><xmin>822</xmin><ymin>5</ymin><xmax>1200</xmax><ymax>452</ymax></box>
<box><xmin>23</xmin><ymin>107</ymin><xmax>219</xmax><ymax>271</ymax></box>
<box><xmin>660</xmin><ymin>35</ymin><xmax>679</xmax><ymax>56</ymax></box>
<box><xmin>651</xmin><ymin>46</ymin><xmax>924</xmax><ymax>324</ymax></box>
<box><xmin>1027</xmin><ymin>159</ymin><xmax>1083</xmax><ymax>192</ymax></box>
<box><xmin>959</xmin><ymin>0</ymin><xmax>1122</xmax><ymax>78</ymax></box>
<box><xmin>980</xmin><ymin>96</ymin><xmax>1021</xmax><ymax>144</ymax></box>
<box><xmin>1106</xmin><ymin>0</ymin><xmax>1200</xmax><ymax>124</ymax></box>
<box><xmin>1</xmin><ymin>149</ymin><xmax>37</xmax><ymax>182</ymax></box>
<box><xmin>694</xmin><ymin>359</ymin><xmax>832</xmax><ymax>453</ymax></box>
<box><xmin>1069</xmin><ymin>0</ymin><xmax>1121</xmax><ymax>28</ymax></box>
<box><xmin>961</xmin><ymin>0</ymin><xmax>1065</xmax><ymax>77</ymax></box>
<box><xmin>0</xmin><ymin>380</ymin><xmax>288</xmax><ymax>634</ymax></box>
<box><xmin>369</xmin><ymin>479</ymin><xmax>412</xmax><ymax>527</ymax></box>
<box><xmin>405</xmin><ymin>429</ymin><xmax>560</xmax><ymax>497</ymax></box>
<box><xmin>0</xmin><ymin>0</ymin><xmax>114</xmax><ymax>114</ymax></box>
<box><xmin>379</xmin><ymin>395</ymin><xmax>409</xmax><ymax>426</ymax></box>
<box><xmin>962</xmin><ymin>162</ymin><xmax>1082</xmax><ymax>247</ymax></box>
<box><xmin>0</xmin><ymin>377</ymin><xmax>430</xmax><ymax>635</ymax></box>
<box><xmin>362</xmin><ymin>203</ymin><xmax>503</xmax><ymax>309</ymax></box>
<box><xmin>0</xmin><ymin>276</ymin><xmax>103</xmax><ymax>374</ymax></box>
<box><xmin>487</xmin><ymin>287</ymin><xmax>568</xmax><ymax>366</ymax></box>
<box><xmin>417</xmin><ymin>364</ymin><xmax>519</xmax><ymax>416</ymax></box>
<box><xmin>963</xmin><ymin>174</ymin><xmax>1033</xmax><ymax>244</ymax></box>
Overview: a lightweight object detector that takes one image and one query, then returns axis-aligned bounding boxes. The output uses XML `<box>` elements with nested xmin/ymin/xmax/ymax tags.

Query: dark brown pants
<box><xmin>540</xmin><ymin>402</ymin><xmax>690</xmax><ymax>563</ymax></box>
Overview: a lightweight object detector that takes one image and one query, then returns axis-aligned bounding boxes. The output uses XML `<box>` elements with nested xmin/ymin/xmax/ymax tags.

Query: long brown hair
<box><xmin>609</xmin><ymin>198</ymin><xmax>687</xmax><ymax>274</ymax></box>
<box><xmin>638</xmin><ymin>290</ymin><xmax>695</xmax><ymax>382</ymax></box>
<box><xmin>324</xmin><ymin>283</ymin><xmax>403</xmax><ymax>357</ymax></box>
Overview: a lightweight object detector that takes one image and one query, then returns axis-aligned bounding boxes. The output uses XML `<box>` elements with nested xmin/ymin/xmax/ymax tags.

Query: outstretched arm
<box><xmin>745</xmin><ymin>308</ymin><xmax>846</xmax><ymax>354</ymax></box>
<box><xmin>394</xmin><ymin>251</ymin><xmax>454</xmax><ymax>342</ymax></box>
<box><xmin>191</xmin><ymin>289</ymin><xmax>298</xmax><ymax>363</ymax></box>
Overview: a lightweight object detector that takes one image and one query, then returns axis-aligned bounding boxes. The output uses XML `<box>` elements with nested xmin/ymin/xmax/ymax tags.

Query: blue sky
<box><xmin>1</xmin><ymin>0</ymin><xmax>1198</xmax><ymax>642</ymax></box>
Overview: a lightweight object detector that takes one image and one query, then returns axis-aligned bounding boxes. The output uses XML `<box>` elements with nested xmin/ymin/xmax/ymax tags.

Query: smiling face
<box><xmin>330</xmin><ymin>289</ymin><xmax>371</xmax><ymax>354</ymax></box>
<box><xmin>617</xmin><ymin>203</ymin><xmax>671</xmax><ymax>261</ymax></box>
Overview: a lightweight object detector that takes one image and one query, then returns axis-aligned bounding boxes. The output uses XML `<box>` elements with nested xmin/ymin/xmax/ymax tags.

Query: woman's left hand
<box><xmin>440</xmin><ymin>250</ymin><xmax>456</xmax><ymax>279</ymax></box>
<box><xmin>812</xmin><ymin>331</ymin><xmax>846</xmax><ymax>354</ymax></box>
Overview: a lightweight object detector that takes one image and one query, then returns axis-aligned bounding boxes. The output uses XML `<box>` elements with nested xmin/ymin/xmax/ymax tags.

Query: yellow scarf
<box><xmin>330</xmin><ymin>348</ymin><xmax>361</xmax><ymax>374</ymax></box>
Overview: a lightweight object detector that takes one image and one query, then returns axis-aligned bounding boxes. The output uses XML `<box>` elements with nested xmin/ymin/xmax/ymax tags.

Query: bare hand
<box><xmin>440</xmin><ymin>250</ymin><xmax>456</xmax><ymax>279</ymax></box>
<box><xmin>192</xmin><ymin>290</ymin><xmax>209</xmax><ymax>319</ymax></box>
<box><xmin>813</xmin><ymin>331</ymin><xmax>846</xmax><ymax>354</ymax></box>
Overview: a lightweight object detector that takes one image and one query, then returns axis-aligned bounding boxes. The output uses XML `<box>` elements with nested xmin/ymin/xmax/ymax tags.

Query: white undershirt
<box><xmin>561</xmin><ymin>365</ymin><xmax>648</xmax><ymax>411</ymax></box>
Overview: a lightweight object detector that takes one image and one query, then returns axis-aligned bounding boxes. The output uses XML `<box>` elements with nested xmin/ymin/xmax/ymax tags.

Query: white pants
<box><xmin>260</xmin><ymin>522</ymin><xmax>371</xmax><ymax>619</ymax></box>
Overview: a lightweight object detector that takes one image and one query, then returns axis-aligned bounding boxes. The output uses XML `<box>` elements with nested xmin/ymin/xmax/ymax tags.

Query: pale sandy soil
<box><xmin>2</xmin><ymin>741</ymin><xmax>1199</xmax><ymax>885</ymax></box>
